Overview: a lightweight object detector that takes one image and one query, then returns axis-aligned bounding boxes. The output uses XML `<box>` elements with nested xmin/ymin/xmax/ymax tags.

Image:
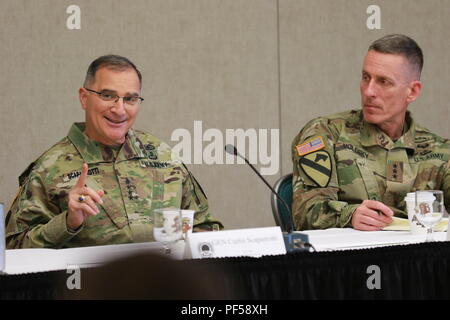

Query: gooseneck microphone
<box><xmin>225</xmin><ymin>144</ymin><xmax>314</xmax><ymax>252</ymax></box>
<box><xmin>225</xmin><ymin>144</ymin><xmax>294</xmax><ymax>233</ymax></box>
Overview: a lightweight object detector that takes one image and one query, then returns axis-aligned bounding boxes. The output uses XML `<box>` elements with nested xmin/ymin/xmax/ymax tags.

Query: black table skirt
<box><xmin>2</xmin><ymin>241</ymin><xmax>450</xmax><ymax>300</ymax></box>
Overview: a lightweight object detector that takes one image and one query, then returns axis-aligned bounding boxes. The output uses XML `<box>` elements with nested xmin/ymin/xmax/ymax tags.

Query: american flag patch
<box><xmin>296</xmin><ymin>136</ymin><xmax>325</xmax><ymax>156</ymax></box>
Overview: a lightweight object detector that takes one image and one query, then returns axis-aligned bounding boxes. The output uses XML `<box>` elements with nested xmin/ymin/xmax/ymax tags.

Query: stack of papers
<box><xmin>383</xmin><ymin>217</ymin><xmax>448</xmax><ymax>232</ymax></box>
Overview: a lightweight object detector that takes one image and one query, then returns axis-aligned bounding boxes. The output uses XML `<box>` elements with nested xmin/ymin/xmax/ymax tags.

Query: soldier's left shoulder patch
<box><xmin>296</xmin><ymin>136</ymin><xmax>325</xmax><ymax>156</ymax></box>
<box><xmin>299</xmin><ymin>150</ymin><xmax>331</xmax><ymax>187</ymax></box>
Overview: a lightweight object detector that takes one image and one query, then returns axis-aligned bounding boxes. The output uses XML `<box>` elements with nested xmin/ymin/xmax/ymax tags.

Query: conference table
<box><xmin>2</xmin><ymin>228</ymin><xmax>450</xmax><ymax>300</ymax></box>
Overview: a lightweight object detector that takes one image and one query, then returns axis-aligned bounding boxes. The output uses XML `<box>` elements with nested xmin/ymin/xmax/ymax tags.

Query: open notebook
<box><xmin>383</xmin><ymin>217</ymin><xmax>449</xmax><ymax>232</ymax></box>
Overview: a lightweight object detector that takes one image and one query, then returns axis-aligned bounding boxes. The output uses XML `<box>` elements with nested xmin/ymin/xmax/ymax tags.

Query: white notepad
<box><xmin>383</xmin><ymin>217</ymin><xmax>448</xmax><ymax>232</ymax></box>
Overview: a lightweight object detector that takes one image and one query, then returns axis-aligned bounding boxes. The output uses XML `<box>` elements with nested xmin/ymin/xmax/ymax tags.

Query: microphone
<box><xmin>224</xmin><ymin>144</ymin><xmax>314</xmax><ymax>252</ymax></box>
<box><xmin>225</xmin><ymin>144</ymin><xmax>293</xmax><ymax>232</ymax></box>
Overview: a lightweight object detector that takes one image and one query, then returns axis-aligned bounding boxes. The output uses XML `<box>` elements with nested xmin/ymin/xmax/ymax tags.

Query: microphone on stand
<box><xmin>224</xmin><ymin>144</ymin><xmax>314</xmax><ymax>252</ymax></box>
<box><xmin>225</xmin><ymin>144</ymin><xmax>293</xmax><ymax>232</ymax></box>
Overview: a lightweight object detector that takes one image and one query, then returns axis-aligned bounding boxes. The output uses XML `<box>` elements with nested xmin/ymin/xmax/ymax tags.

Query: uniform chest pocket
<box><xmin>146</xmin><ymin>165</ymin><xmax>184</xmax><ymax>208</ymax></box>
<box><xmin>335</xmin><ymin>147</ymin><xmax>379</xmax><ymax>202</ymax></box>
<box><xmin>355</xmin><ymin>158</ymin><xmax>380</xmax><ymax>201</ymax></box>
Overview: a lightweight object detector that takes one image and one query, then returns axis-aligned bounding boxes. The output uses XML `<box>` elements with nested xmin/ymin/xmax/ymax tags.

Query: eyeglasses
<box><xmin>84</xmin><ymin>88</ymin><xmax>144</xmax><ymax>105</ymax></box>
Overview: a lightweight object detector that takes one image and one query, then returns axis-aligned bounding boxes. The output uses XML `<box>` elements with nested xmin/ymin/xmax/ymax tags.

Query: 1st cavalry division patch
<box><xmin>299</xmin><ymin>150</ymin><xmax>331</xmax><ymax>187</ymax></box>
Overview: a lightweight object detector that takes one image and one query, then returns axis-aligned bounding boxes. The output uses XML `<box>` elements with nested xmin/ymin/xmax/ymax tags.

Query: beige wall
<box><xmin>1</xmin><ymin>0</ymin><xmax>449</xmax><ymax>230</ymax></box>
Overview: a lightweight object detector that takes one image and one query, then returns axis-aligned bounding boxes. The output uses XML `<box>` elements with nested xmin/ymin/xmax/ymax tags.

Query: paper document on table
<box><xmin>383</xmin><ymin>217</ymin><xmax>448</xmax><ymax>232</ymax></box>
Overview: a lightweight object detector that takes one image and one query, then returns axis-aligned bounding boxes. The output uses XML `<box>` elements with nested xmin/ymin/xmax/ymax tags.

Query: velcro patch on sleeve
<box><xmin>299</xmin><ymin>150</ymin><xmax>331</xmax><ymax>187</ymax></box>
<box><xmin>296</xmin><ymin>136</ymin><xmax>325</xmax><ymax>156</ymax></box>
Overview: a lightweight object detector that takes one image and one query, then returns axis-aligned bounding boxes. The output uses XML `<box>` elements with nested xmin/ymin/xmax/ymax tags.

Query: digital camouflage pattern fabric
<box><xmin>292</xmin><ymin>110</ymin><xmax>450</xmax><ymax>230</ymax></box>
<box><xmin>6</xmin><ymin>123</ymin><xmax>222</xmax><ymax>248</ymax></box>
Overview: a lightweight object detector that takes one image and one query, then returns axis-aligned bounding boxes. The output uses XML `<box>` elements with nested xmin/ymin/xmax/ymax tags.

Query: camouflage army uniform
<box><xmin>292</xmin><ymin>109</ymin><xmax>450</xmax><ymax>230</ymax></box>
<box><xmin>6</xmin><ymin>123</ymin><xmax>222</xmax><ymax>248</ymax></box>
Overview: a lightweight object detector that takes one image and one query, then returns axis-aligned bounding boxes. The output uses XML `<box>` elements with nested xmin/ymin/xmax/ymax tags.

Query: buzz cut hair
<box><xmin>83</xmin><ymin>54</ymin><xmax>142</xmax><ymax>88</ymax></box>
<box><xmin>368</xmin><ymin>34</ymin><xmax>424</xmax><ymax>79</ymax></box>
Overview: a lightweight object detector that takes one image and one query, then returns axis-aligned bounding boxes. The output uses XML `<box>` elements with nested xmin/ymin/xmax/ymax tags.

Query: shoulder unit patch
<box><xmin>299</xmin><ymin>150</ymin><xmax>331</xmax><ymax>187</ymax></box>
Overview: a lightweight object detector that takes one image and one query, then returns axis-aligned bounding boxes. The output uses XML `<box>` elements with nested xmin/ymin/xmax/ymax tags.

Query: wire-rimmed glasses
<box><xmin>84</xmin><ymin>87</ymin><xmax>144</xmax><ymax>105</ymax></box>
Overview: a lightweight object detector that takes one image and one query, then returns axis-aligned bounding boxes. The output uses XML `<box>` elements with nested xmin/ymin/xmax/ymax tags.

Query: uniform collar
<box><xmin>67</xmin><ymin>123</ymin><xmax>147</xmax><ymax>163</ymax></box>
<box><xmin>360</xmin><ymin>111</ymin><xmax>416</xmax><ymax>151</ymax></box>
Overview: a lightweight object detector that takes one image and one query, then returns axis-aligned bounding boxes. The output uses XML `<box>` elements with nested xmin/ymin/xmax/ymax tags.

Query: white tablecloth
<box><xmin>2</xmin><ymin>240</ymin><xmax>185</xmax><ymax>275</ymax></box>
<box><xmin>299</xmin><ymin>228</ymin><xmax>448</xmax><ymax>251</ymax></box>
<box><xmin>2</xmin><ymin>228</ymin><xmax>448</xmax><ymax>275</ymax></box>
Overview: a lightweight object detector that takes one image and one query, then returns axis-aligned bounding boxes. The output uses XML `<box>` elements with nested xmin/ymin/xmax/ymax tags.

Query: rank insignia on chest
<box><xmin>387</xmin><ymin>161</ymin><xmax>403</xmax><ymax>183</ymax></box>
<box><xmin>296</xmin><ymin>136</ymin><xmax>325</xmax><ymax>156</ymax></box>
<box><xmin>299</xmin><ymin>150</ymin><xmax>331</xmax><ymax>187</ymax></box>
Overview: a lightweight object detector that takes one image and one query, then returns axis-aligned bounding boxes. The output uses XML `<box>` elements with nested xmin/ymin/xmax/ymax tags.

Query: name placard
<box><xmin>185</xmin><ymin>227</ymin><xmax>286</xmax><ymax>259</ymax></box>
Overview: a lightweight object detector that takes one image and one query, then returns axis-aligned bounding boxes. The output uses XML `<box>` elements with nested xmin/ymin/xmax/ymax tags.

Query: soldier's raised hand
<box><xmin>67</xmin><ymin>163</ymin><xmax>104</xmax><ymax>231</ymax></box>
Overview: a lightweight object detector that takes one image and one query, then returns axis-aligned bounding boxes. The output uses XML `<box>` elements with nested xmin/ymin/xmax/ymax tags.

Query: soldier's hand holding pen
<box><xmin>351</xmin><ymin>200</ymin><xmax>393</xmax><ymax>231</ymax></box>
<box><xmin>67</xmin><ymin>163</ymin><xmax>105</xmax><ymax>231</ymax></box>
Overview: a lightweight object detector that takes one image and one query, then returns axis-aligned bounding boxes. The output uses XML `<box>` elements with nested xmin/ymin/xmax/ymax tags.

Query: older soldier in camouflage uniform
<box><xmin>6</xmin><ymin>55</ymin><xmax>222</xmax><ymax>248</ymax></box>
<box><xmin>292</xmin><ymin>34</ymin><xmax>450</xmax><ymax>231</ymax></box>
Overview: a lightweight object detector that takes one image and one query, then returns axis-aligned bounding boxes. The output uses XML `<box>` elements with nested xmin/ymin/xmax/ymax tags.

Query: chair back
<box><xmin>270</xmin><ymin>173</ymin><xmax>294</xmax><ymax>232</ymax></box>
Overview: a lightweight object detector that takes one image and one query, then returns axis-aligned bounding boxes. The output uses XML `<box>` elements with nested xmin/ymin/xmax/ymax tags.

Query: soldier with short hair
<box><xmin>292</xmin><ymin>34</ymin><xmax>450</xmax><ymax>231</ymax></box>
<box><xmin>6</xmin><ymin>55</ymin><xmax>222</xmax><ymax>248</ymax></box>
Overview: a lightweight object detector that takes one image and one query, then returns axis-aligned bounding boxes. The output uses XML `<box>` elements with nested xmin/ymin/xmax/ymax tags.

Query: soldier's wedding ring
<box><xmin>78</xmin><ymin>195</ymin><xmax>86</xmax><ymax>202</ymax></box>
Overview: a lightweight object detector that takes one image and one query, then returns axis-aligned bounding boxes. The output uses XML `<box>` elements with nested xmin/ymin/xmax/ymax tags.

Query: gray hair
<box><xmin>83</xmin><ymin>55</ymin><xmax>142</xmax><ymax>88</ymax></box>
<box><xmin>369</xmin><ymin>34</ymin><xmax>423</xmax><ymax>78</ymax></box>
